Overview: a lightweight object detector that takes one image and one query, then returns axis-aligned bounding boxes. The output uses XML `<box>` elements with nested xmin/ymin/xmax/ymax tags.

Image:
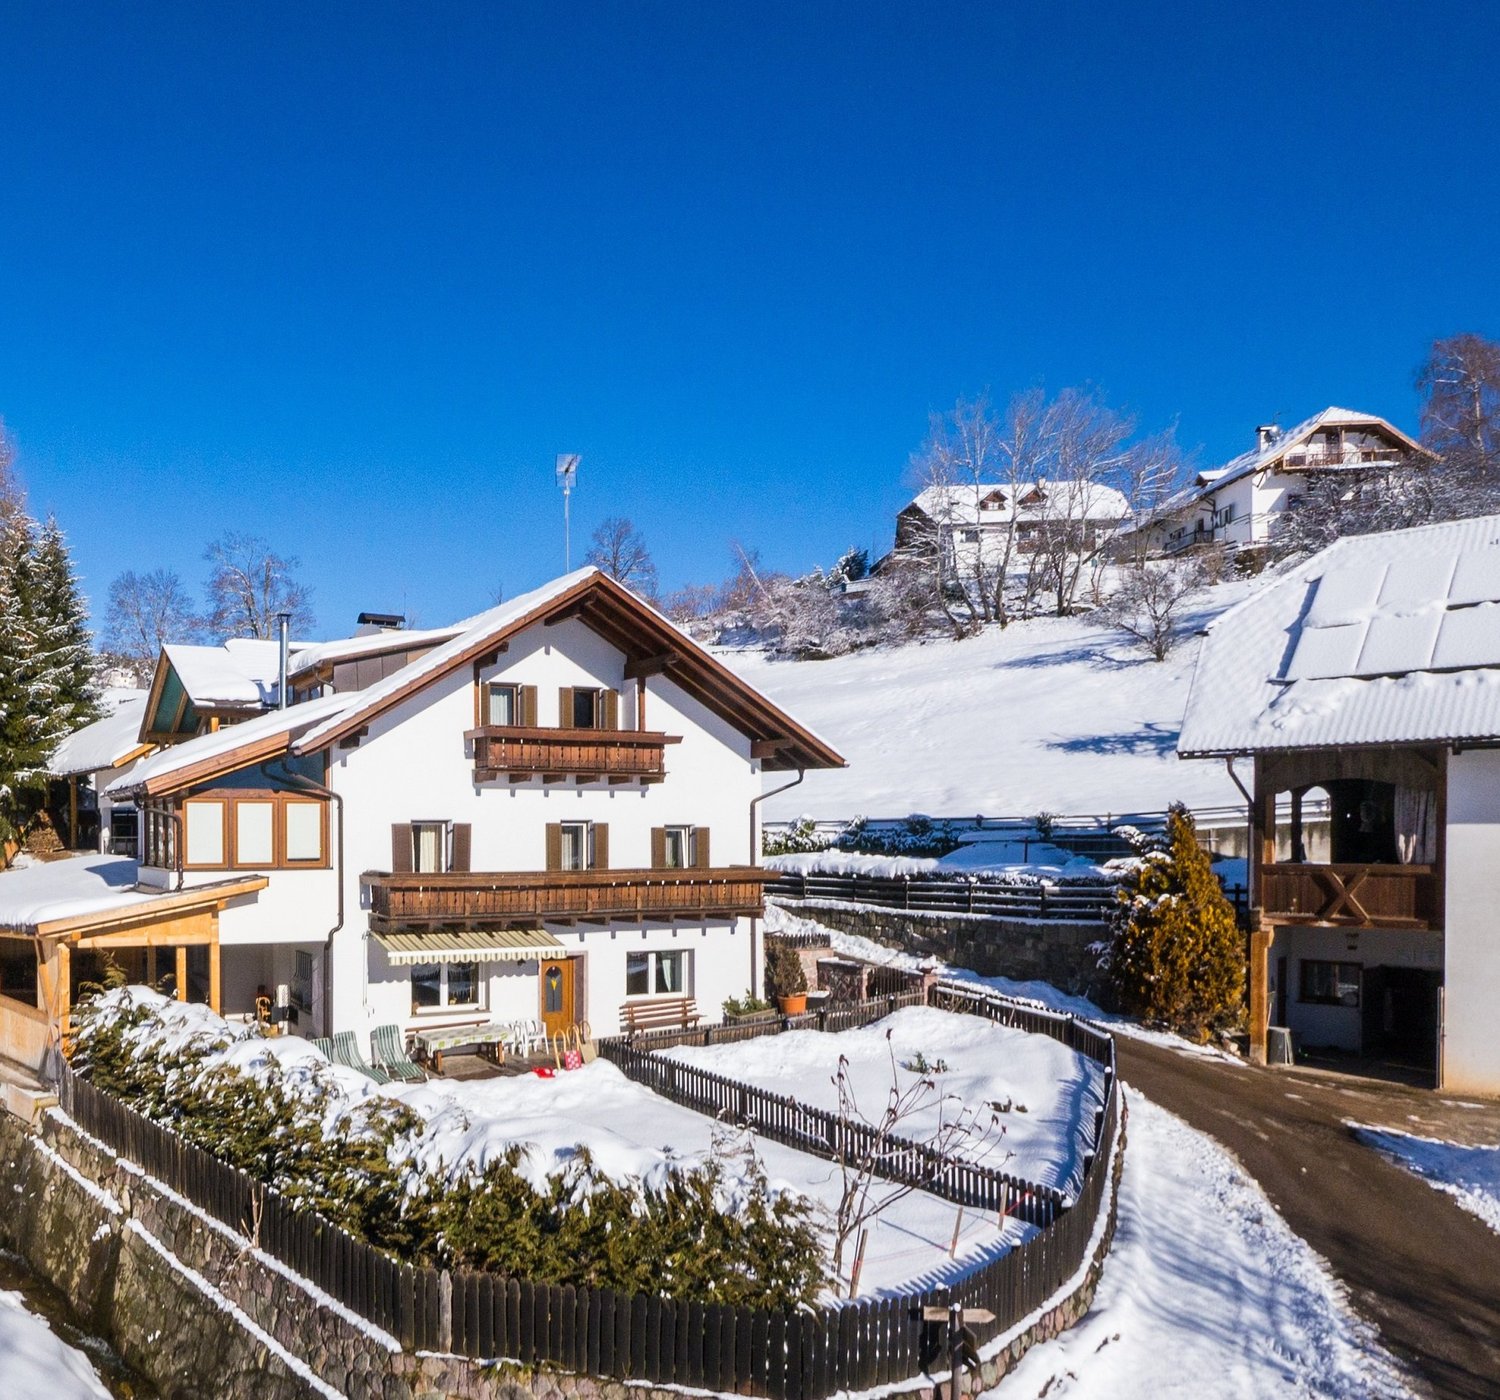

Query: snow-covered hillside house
<box><xmin>1178</xmin><ymin>515</ymin><xmax>1500</xmax><ymax>1095</ymax></box>
<box><xmin>894</xmin><ymin>480</ymin><xmax>1131</xmax><ymax>577</ymax></box>
<box><xmin>0</xmin><ymin>570</ymin><xmax>843</xmax><ymax>1067</ymax></box>
<box><xmin>45</xmin><ymin>689</ymin><xmax>152</xmax><ymax>854</ymax></box>
<box><xmin>1134</xmin><ymin>408</ymin><xmax>1428</xmax><ymax>557</ymax></box>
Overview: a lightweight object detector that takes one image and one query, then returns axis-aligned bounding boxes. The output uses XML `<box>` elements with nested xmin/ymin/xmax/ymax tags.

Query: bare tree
<box><xmin>583</xmin><ymin>516</ymin><xmax>658</xmax><ymax>597</ymax></box>
<box><xmin>103</xmin><ymin>568</ymin><xmax>206</xmax><ymax>681</ymax></box>
<box><xmin>203</xmin><ymin>533</ymin><xmax>315</xmax><ymax>640</ymax></box>
<box><xmin>827</xmin><ymin>1031</ymin><xmax>1009</xmax><ymax>1294</ymax></box>
<box><xmin>0</xmin><ymin>422</ymin><xmax>21</xmax><ymax>528</ymax></box>
<box><xmin>1418</xmin><ymin>333</ymin><xmax>1500</xmax><ymax>466</ymax></box>
<box><xmin>1103</xmin><ymin>558</ymin><xmax>1205</xmax><ymax>661</ymax></box>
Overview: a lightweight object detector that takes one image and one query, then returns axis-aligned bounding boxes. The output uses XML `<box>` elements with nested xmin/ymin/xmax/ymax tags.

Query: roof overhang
<box><xmin>373</xmin><ymin>928</ymin><xmax>565</xmax><ymax>964</ymax></box>
<box><xmin>3</xmin><ymin>875</ymin><xmax>269</xmax><ymax>942</ymax></box>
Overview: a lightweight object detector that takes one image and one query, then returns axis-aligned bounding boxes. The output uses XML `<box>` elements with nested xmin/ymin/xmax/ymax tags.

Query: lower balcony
<box><xmin>1257</xmin><ymin>862</ymin><xmax>1439</xmax><ymax>930</ymax></box>
<box><xmin>466</xmin><ymin>727</ymin><xmax>679</xmax><ymax>783</ymax></box>
<box><xmin>363</xmin><ymin>866</ymin><xmax>778</xmax><ymax>930</ymax></box>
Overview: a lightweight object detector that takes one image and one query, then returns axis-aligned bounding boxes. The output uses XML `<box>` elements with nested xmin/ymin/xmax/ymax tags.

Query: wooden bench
<box><xmin>621</xmin><ymin>997</ymin><xmax>700</xmax><ymax>1035</ymax></box>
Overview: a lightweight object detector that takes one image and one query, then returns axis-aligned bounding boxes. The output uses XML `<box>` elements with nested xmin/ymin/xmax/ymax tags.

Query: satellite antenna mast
<box><xmin>556</xmin><ymin>453</ymin><xmax>580</xmax><ymax>570</ymax></box>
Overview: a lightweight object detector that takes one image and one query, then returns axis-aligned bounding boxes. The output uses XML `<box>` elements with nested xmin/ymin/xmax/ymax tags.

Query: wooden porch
<box><xmin>362</xmin><ymin>866</ymin><xmax>777</xmax><ymax>930</ymax></box>
<box><xmin>465</xmin><ymin>726</ymin><xmax>679</xmax><ymax>783</ymax></box>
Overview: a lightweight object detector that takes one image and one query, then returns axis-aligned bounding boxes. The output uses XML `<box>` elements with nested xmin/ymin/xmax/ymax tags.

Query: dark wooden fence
<box><xmin>771</xmin><ymin>870</ymin><xmax>1118</xmax><ymax>922</ymax></box>
<box><xmin>56</xmin><ymin>981</ymin><xmax>1119</xmax><ymax>1399</ymax></box>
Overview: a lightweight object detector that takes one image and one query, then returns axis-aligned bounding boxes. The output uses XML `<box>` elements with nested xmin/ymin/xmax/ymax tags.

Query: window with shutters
<box><xmin>412</xmin><ymin>821</ymin><xmax>449</xmax><ymax>874</ymax></box>
<box><xmin>572</xmin><ymin>688</ymin><xmax>601</xmax><ymax>728</ymax></box>
<box><xmin>559</xmin><ymin>821</ymin><xmax>590</xmax><ymax>872</ymax></box>
<box><xmin>557</xmin><ymin>686</ymin><xmax>619</xmax><ymax>730</ymax></box>
<box><xmin>485</xmin><ymin>682</ymin><xmax>519</xmax><ymax>726</ymax></box>
<box><xmin>653</xmin><ymin>825</ymin><xmax>710</xmax><ymax>869</ymax></box>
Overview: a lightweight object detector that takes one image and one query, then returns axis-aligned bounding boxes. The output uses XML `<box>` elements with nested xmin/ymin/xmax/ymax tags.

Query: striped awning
<box><xmin>373</xmin><ymin>929</ymin><xmax>565</xmax><ymax>965</ymax></box>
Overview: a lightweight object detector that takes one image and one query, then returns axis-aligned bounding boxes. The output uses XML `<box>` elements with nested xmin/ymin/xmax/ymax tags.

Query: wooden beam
<box><xmin>751</xmin><ymin>738</ymin><xmax>792</xmax><ymax>760</ymax></box>
<box><xmin>624</xmin><ymin>653</ymin><xmax>676</xmax><ymax>680</ymax></box>
<box><xmin>209</xmin><ymin>935</ymin><xmax>221</xmax><ymax>1014</ymax></box>
<box><xmin>146</xmin><ymin>943</ymin><xmax>157</xmax><ymax>989</ymax></box>
<box><xmin>175</xmin><ymin>946</ymin><xmax>188</xmax><ymax>1002</ymax></box>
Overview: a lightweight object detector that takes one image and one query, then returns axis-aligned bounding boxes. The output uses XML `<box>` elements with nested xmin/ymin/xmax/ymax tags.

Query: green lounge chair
<box><xmin>310</xmin><ymin>1036</ymin><xmax>333</xmax><ymax>1057</ymax></box>
<box><xmin>371</xmin><ymin>1024</ymin><xmax>426</xmax><ymax>1082</ymax></box>
<box><xmin>329</xmin><ymin>1030</ymin><xmax>392</xmax><ymax>1085</ymax></box>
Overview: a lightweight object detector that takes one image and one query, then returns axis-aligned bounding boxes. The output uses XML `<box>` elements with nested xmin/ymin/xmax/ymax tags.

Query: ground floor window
<box><xmin>291</xmin><ymin>950</ymin><xmax>314</xmax><ymax>1012</ymax></box>
<box><xmin>410</xmin><ymin>960</ymin><xmax>482</xmax><ymax>1013</ymax></box>
<box><xmin>625</xmin><ymin>949</ymin><xmax>691</xmax><ymax>998</ymax></box>
<box><xmin>1299</xmin><ymin>959</ymin><xmax>1361</xmax><ymax>1008</ymax></box>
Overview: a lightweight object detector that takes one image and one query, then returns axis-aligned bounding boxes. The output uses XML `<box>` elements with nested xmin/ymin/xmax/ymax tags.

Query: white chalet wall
<box><xmin>1443</xmin><ymin>748</ymin><xmax>1500</xmax><ymax>1095</ymax></box>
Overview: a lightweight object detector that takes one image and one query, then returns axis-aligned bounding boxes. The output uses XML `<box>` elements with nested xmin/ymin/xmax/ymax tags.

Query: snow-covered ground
<box><xmin>1351</xmin><ymin>1126</ymin><xmax>1500</xmax><ymax>1235</ymax></box>
<box><xmin>721</xmin><ymin>585</ymin><xmax>1260</xmax><ymax>821</ymax></box>
<box><xmin>0</xmin><ymin>1290</ymin><xmax>112</xmax><ymax>1399</ymax></box>
<box><xmin>660</xmin><ymin>1005</ymin><xmax>1106</xmax><ymax>1197</ymax></box>
<box><xmin>993</xmin><ymin>1091</ymin><xmax>1413</xmax><ymax>1399</ymax></box>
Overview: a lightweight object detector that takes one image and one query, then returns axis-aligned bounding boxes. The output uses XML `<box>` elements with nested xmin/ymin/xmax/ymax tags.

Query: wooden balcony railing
<box><xmin>465</xmin><ymin>726</ymin><xmax>680</xmax><ymax>783</ymax></box>
<box><xmin>1257</xmin><ymin>863</ymin><xmax>1439</xmax><ymax>930</ymax></box>
<box><xmin>363</xmin><ymin>866</ymin><xmax>778</xmax><ymax>930</ymax></box>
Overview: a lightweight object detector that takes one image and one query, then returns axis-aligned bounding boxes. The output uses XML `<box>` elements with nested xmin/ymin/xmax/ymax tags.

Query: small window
<box><xmin>625</xmin><ymin>949</ymin><xmax>693</xmax><ymax>999</ymax></box>
<box><xmin>184</xmin><ymin>800</ymin><xmax>225</xmax><ymax>866</ymax></box>
<box><xmin>284</xmin><ymin>802</ymin><xmax>323</xmax><ymax>863</ymax></box>
<box><xmin>559</xmin><ymin>821</ymin><xmax>590</xmax><ymax>872</ymax></box>
<box><xmin>486</xmin><ymin>683</ymin><xmax>519</xmax><ymax>727</ymax></box>
<box><xmin>662</xmin><ymin>826</ymin><xmax>693</xmax><ymax>869</ymax></box>
<box><xmin>410</xmin><ymin>961</ymin><xmax>481</xmax><ymax>1014</ymax></box>
<box><xmin>572</xmin><ymin>688</ymin><xmax>601</xmax><ymax>728</ymax></box>
<box><xmin>236</xmin><ymin>801</ymin><xmax>275</xmax><ymax>865</ymax></box>
<box><xmin>959</xmin><ymin>529</ymin><xmax>980</xmax><ymax>544</ymax></box>
<box><xmin>412</xmin><ymin>821</ymin><xmax>449</xmax><ymax>874</ymax></box>
<box><xmin>1299</xmin><ymin>960</ymin><xmax>1361</xmax><ymax>1008</ymax></box>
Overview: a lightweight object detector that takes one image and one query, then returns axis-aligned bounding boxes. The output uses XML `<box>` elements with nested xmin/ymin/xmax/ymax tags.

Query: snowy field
<box><xmin>1351</xmin><ymin>1126</ymin><xmax>1500</xmax><ymax>1235</ymax></box>
<box><xmin>720</xmin><ymin>585</ymin><xmax>1259</xmax><ymax>821</ymax></box>
<box><xmin>994</xmin><ymin>1092</ymin><xmax>1413</xmax><ymax>1399</ymax></box>
<box><xmin>0</xmin><ymin>1290</ymin><xmax>112</xmax><ymax>1400</ymax></box>
<box><xmin>660</xmin><ymin>1005</ymin><xmax>1107</xmax><ymax>1197</ymax></box>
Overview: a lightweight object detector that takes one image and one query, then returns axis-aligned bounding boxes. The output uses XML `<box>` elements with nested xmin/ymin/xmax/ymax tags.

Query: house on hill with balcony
<box><xmin>1132</xmin><ymin>407</ymin><xmax>1430</xmax><ymax>557</ymax></box>
<box><xmin>1178</xmin><ymin>514</ymin><xmax>1500</xmax><ymax>1094</ymax></box>
<box><xmin>0</xmin><ymin>568</ymin><xmax>843</xmax><ymax>1066</ymax></box>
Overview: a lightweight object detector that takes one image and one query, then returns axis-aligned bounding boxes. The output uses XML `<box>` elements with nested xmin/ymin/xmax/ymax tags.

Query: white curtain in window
<box><xmin>414</xmin><ymin>824</ymin><xmax>444</xmax><ymax>873</ymax></box>
<box><xmin>1394</xmin><ymin>786</ymin><xmax>1436</xmax><ymax>865</ymax></box>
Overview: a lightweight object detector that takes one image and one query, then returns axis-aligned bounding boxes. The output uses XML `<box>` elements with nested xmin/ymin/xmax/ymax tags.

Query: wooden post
<box><xmin>175</xmin><ymin>945</ymin><xmax>188</xmax><ymax>1002</ymax></box>
<box><xmin>146</xmin><ymin>942</ymin><xmax>157</xmax><ymax>990</ymax></box>
<box><xmin>69</xmin><ymin>776</ymin><xmax>79</xmax><ymax>850</ymax></box>
<box><xmin>948</xmin><ymin>1206</ymin><xmax>964</xmax><ymax>1258</ymax></box>
<box><xmin>56</xmin><ymin>942</ymin><xmax>71</xmax><ymax>1052</ymax></box>
<box><xmin>208</xmin><ymin>937</ymin><xmax>222</xmax><ymax>1014</ymax></box>
<box><xmin>1249</xmin><ymin>923</ymin><xmax>1273</xmax><ymax>1066</ymax></box>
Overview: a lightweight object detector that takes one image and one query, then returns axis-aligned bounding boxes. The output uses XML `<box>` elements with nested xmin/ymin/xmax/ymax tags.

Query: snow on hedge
<box><xmin>1352</xmin><ymin>1125</ymin><xmax>1500</xmax><ymax>1236</ymax></box>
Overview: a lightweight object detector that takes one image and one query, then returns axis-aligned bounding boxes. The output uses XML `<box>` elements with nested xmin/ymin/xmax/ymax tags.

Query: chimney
<box><xmin>277</xmin><ymin>612</ymin><xmax>291</xmax><ymax>710</ymax></box>
<box><xmin>1256</xmin><ymin>424</ymin><xmax>1280</xmax><ymax>452</ymax></box>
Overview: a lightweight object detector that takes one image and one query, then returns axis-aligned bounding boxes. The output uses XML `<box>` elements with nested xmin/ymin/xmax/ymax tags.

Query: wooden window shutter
<box><xmin>558</xmin><ymin>687</ymin><xmax>574</xmax><ymax>728</ymax></box>
<box><xmin>545</xmin><ymin>823</ymin><xmax>562</xmax><ymax>872</ymax></box>
<box><xmin>521</xmin><ymin>685</ymin><xmax>538</xmax><ymax>727</ymax></box>
<box><xmin>693</xmin><ymin>826</ymin><xmax>711</xmax><ymax>869</ymax></box>
<box><xmin>451</xmin><ymin>823</ymin><xmax>472</xmax><ymax>873</ymax></box>
<box><xmin>391</xmin><ymin>823</ymin><xmax>413</xmax><ymax>873</ymax></box>
<box><xmin>603</xmin><ymin>689</ymin><xmax>619</xmax><ymax>730</ymax></box>
<box><xmin>650</xmin><ymin>827</ymin><xmax>666</xmax><ymax>869</ymax></box>
<box><xmin>592</xmin><ymin>822</ymin><xmax>609</xmax><ymax>870</ymax></box>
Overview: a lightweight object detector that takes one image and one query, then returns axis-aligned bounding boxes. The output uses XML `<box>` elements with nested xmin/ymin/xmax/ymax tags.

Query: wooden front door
<box><xmin>540</xmin><ymin>958</ymin><xmax>576</xmax><ymax>1038</ymax></box>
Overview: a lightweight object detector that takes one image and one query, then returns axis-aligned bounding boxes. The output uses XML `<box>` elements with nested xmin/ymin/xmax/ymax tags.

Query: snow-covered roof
<box><xmin>1195</xmin><ymin>407</ymin><xmax>1418</xmax><ymax>493</ymax></box>
<box><xmin>161</xmin><ymin>638</ymin><xmax>305</xmax><ymax>711</ymax></box>
<box><xmin>47</xmin><ymin>691</ymin><xmax>151</xmax><ymax>777</ymax></box>
<box><xmin>287</xmin><ymin>622</ymin><xmax>468</xmax><ymax>679</ymax></box>
<box><xmin>904</xmin><ymin>481</ymin><xmax>1131</xmax><ymax>525</ymax></box>
<box><xmin>111</xmin><ymin>692</ymin><xmax>356</xmax><ymax>796</ymax></box>
<box><xmin>1179</xmin><ymin>514</ymin><xmax>1500</xmax><ymax>755</ymax></box>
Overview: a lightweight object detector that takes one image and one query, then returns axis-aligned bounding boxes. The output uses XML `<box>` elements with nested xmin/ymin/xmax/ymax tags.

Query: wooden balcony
<box><xmin>465</xmin><ymin>726</ymin><xmax>680</xmax><ymax>784</ymax></box>
<box><xmin>1257</xmin><ymin>863</ymin><xmax>1440</xmax><ymax>930</ymax></box>
<box><xmin>363</xmin><ymin>866</ymin><xmax>778</xmax><ymax>930</ymax></box>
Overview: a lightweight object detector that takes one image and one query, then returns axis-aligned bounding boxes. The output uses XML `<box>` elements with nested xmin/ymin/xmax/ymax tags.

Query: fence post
<box><xmin>439</xmin><ymin>1269</ymin><xmax>453</xmax><ymax>1354</ymax></box>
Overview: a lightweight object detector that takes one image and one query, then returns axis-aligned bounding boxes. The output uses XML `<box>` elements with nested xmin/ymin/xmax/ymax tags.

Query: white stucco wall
<box><xmin>1443</xmin><ymin>748</ymin><xmax>1500</xmax><ymax>1095</ymax></box>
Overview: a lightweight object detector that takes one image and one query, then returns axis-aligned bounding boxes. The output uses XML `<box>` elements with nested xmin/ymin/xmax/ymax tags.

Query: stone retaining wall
<box><xmin>0</xmin><ymin>1089</ymin><xmax>1124</xmax><ymax>1400</ymax></box>
<box><xmin>780</xmin><ymin>900</ymin><xmax>1111</xmax><ymax>998</ymax></box>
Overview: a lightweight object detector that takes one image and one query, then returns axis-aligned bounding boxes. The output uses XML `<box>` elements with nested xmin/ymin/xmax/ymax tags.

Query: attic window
<box><xmin>979</xmin><ymin>491</ymin><xmax>1007</xmax><ymax>510</ymax></box>
<box><xmin>1019</xmin><ymin>487</ymin><xmax>1047</xmax><ymax>506</ymax></box>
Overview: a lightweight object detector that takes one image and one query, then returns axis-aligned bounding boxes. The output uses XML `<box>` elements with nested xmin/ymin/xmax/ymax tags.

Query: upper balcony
<box><xmin>363</xmin><ymin>866</ymin><xmax>776</xmax><ymax>930</ymax></box>
<box><xmin>465</xmin><ymin>726</ymin><xmax>680</xmax><ymax>784</ymax></box>
<box><xmin>1257</xmin><ymin>862</ymin><xmax>1440</xmax><ymax>931</ymax></box>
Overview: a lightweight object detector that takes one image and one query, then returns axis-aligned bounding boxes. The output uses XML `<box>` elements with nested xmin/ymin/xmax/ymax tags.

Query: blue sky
<box><xmin>3</xmin><ymin>2</ymin><xmax>1497</xmax><ymax>637</ymax></box>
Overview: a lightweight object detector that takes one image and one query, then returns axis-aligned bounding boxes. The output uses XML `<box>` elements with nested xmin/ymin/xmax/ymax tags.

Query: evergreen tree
<box><xmin>1107</xmin><ymin>804</ymin><xmax>1244</xmax><ymax>1038</ymax></box>
<box><xmin>32</xmin><ymin>515</ymin><xmax>102</xmax><ymax>743</ymax></box>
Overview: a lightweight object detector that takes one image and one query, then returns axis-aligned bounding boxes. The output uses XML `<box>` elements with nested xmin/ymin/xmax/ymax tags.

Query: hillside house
<box><xmin>1178</xmin><ymin>515</ymin><xmax>1500</xmax><ymax>1095</ymax></box>
<box><xmin>894</xmin><ymin>480</ymin><xmax>1131</xmax><ymax>578</ymax></box>
<box><xmin>0</xmin><ymin>569</ymin><xmax>843</xmax><ymax>1067</ymax></box>
<box><xmin>45</xmin><ymin>690</ymin><xmax>153</xmax><ymax>855</ymax></box>
<box><xmin>1133</xmin><ymin>408</ymin><xmax>1428</xmax><ymax>557</ymax></box>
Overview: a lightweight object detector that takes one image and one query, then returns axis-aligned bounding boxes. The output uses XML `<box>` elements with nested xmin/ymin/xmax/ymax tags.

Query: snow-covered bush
<box><xmin>762</xmin><ymin>816</ymin><xmax>833</xmax><ymax>856</ymax></box>
<box><xmin>73</xmin><ymin>989</ymin><xmax>829</xmax><ymax>1307</ymax></box>
<box><xmin>1105</xmin><ymin>805</ymin><xmax>1243</xmax><ymax>1039</ymax></box>
<box><xmin>835</xmin><ymin>815</ymin><xmax>963</xmax><ymax>859</ymax></box>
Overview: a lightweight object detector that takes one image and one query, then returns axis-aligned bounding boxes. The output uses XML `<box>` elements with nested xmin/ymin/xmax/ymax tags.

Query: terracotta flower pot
<box><xmin>777</xmin><ymin>993</ymin><xmax>808</xmax><ymax>1016</ymax></box>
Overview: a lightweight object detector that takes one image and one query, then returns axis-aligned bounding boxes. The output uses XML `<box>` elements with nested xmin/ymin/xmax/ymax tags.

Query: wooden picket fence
<box><xmin>771</xmin><ymin>870</ymin><xmax>1118</xmax><ymax>921</ymax></box>
<box><xmin>56</xmin><ymin>980</ymin><xmax>1118</xmax><ymax>1398</ymax></box>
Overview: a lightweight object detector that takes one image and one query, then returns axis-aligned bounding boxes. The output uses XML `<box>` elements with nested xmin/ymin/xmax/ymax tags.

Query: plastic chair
<box><xmin>329</xmin><ymin>1030</ymin><xmax>393</xmax><ymax>1085</ymax></box>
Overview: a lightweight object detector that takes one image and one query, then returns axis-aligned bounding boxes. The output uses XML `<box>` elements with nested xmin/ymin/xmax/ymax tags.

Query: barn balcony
<box><xmin>362</xmin><ymin>867</ymin><xmax>777</xmax><ymax>931</ymax></box>
<box><xmin>465</xmin><ymin>727</ymin><xmax>680</xmax><ymax>784</ymax></box>
<box><xmin>1256</xmin><ymin>863</ymin><xmax>1440</xmax><ymax>930</ymax></box>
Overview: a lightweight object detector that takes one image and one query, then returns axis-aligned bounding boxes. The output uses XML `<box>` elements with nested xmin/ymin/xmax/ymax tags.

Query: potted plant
<box><xmin>766</xmin><ymin>941</ymin><xmax>809</xmax><ymax>1015</ymax></box>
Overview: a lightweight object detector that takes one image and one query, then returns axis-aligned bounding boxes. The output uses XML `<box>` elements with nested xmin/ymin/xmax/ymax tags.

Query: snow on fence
<box><xmin>771</xmin><ymin>869</ymin><xmax>1119</xmax><ymax>922</ymax></box>
<box><xmin>55</xmin><ymin>982</ymin><xmax>1119</xmax><ymax>1400</ymax></box>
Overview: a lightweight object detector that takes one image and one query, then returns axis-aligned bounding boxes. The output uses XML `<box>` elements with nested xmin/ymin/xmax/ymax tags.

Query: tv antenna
<box><xmin>556</xmin><ymin>453</ymin><xmax>580</xmax><ymax>569</ymax></box>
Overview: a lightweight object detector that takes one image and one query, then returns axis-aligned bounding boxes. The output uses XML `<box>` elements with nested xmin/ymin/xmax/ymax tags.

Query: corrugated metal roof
<box><xmin>373</xmin><ymin>928</ymin><xmax>564</xmax><ymax>964</ymax></box>
<box><xmin>1178</xmin><ymin>514</ymin><xmax>1500</xmax><ymax>755</ymax></box>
